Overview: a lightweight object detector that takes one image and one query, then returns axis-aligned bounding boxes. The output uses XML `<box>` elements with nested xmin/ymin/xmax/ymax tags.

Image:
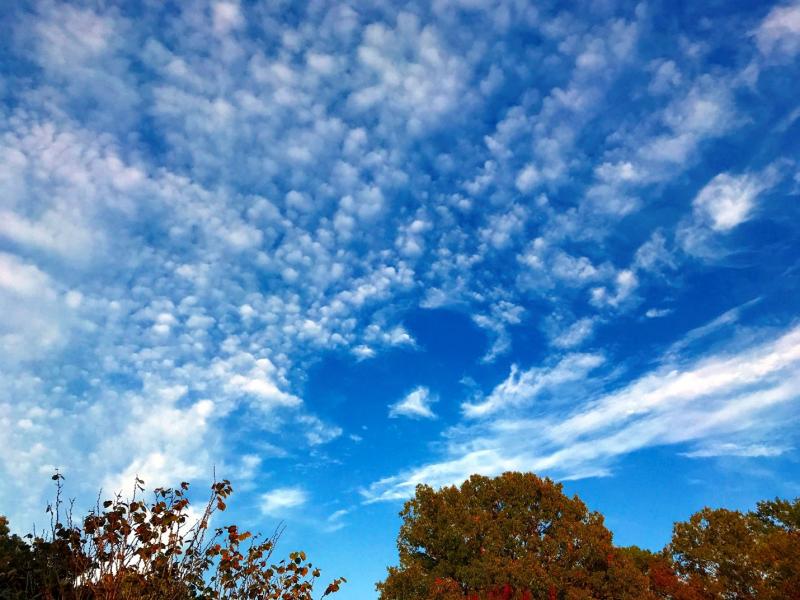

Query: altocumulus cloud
<box><xmin>0</xmin><ymin>2</ymin><xmax>798</xmax><ymax>581</ymax></box>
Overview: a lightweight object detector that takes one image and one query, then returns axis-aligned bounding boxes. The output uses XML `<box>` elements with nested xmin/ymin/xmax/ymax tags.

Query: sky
<box><xmin>1</xmin><ymin>0</ymin><xmax>799</xmax><ymax>597</ymax></box>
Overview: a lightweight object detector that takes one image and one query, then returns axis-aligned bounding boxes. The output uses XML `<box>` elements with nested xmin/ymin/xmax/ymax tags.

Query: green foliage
<box><xmin>0</xmin><ymin>474</ymin><xmax>344</xmax><ymax>600</ymax></box>
<box><xmin>0</xmin><ymin>515</ymin><xmax>35</xmax><ymax>599</ymax></box>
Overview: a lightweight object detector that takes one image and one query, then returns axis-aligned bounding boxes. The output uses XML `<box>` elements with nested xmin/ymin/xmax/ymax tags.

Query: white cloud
<box><xmin>0</xmin><ymin>253</ymin><xmax>69</xmax><ymax>363</ymax></box>
<box><xmin>352</xmin><ymin>344</ymin><xmax>376</xmax><ymax>360</ymax></box>
<box><xmin>692</xmin><ymin>172</ymin><xmax>767</xmax><ymax>231</ymax></box>
<box><xmin>364</xmin><ymin>323</ymin><xmax>416</xmax><ymax>349</ymax></box>
<box><xmin>260</xmin><ymin>486</ymin><xmax>308</xmax><ymax>516</ymax></box>
<box><xmin>515</xmin><ymin>165</ymin><xmax>540</xmax><ymax>192</ymax></box>
<box><xmin>0</xmin><ymin>0</ymin><xmax>796</xmax><ymax>537</ymax></box>
<box><xmin>594</xmin><ymin>160</ymin><xmax>642</xmax><ymax>185</ymax></box>
<box><xmin>550</xmin><ymin>317</ymin><xmax>597</xmax><ymax>349</ymax></box>
<box><xmin>0</xmin><ymin>252</ymin><xmax>55</xmax><ymax>298</ymax></box>
<box><xmin>64</xmin><ymin>290</ymin><xmax>83</xmax><ymax>309</ymax></box>
<box><xmin>389</xmin><ymin>386</ymin><xmax>437</xmax><ymax>420</ymax></box>
<box><xmin>212</xmin><ymin>2</ymin><xmax>243</xmax><ymax>36</ymax></box>
<box><xmin>462</xmin><ymin>353</ymin><xmax>604</xmax><ymax>418</ymax></box>
<box><xmin>226</xmin><ymin>359</ymin><xmax>303</xmax><ymax>411</ymax></box>
<box><xmin>681</xmin><ymin>442</ymin><xmax>789</xmax><ymax>458</ymax></box>
<box><xmin>663</xmin><ymin>298</ymin><xmax>760</xmax><ymax>360</ymax></box>
<box><xmin>32</xmin><ymin>4</ymin><xmax>114</xmax><ymax>69</ymax></box>
<box><xmin>297</xmin><ymin>414</ymin><xmax>343</xmax><ymax>446</ymax></box>
<box><xmin>615</xmin><ymin>76</ymin><xmax>738</xmax><ymax>185</ymax></box>
<box><xmin>634</xmin><ymin>231</ymin><xmax>676</xmax><ymax>273</ymax></box>
<box><xmin>518</xmin><ymin>238</ymin><xmax>610</xmax><ymax>293</ymax></box>
<box><xmin>0</xmin><ymin>210</ymin><xmax>93</xmax><ymax>261</ymax></box>
<box><xmin>349</xmin><ymin>13</ymin><xmax>468</xmax><ymax>134</ymax></box>
<box><xmin>755</xmin><ymin>2</ymin><xmax>800</xmax><ymax>58</ymax></box>
<box><xmin>647</xmin><ymin>59</ymin><xmax>682</xmax><ymax>95</ymax></box>
<box><xmin>324</xmin><ymin>508</ymin><xmax>351</xmax><ymax>533</ymax></box>
<box><xmin>365</xmin><ymin>323</ymin><xmax>800</xmax><ymax>502</ymax></box>
<box><xmin>101</xmin><ymin>397</ymin><xmax>215</xmax><ymax>495</ymax></box>
<box><xmin>472</xmin><ymin>301</ymin><xmax>525</xmax><ymax>362</ymax></box>
<box><xmin>479</xmin><ymin>205</ymin><xmax>528</xmax><ymax>250</ymax></box>
<box><xmin>678</xmin><ymin>169</ymin><xmax>779</xmax><ymax>256</ymax></box>
<box><xmin>590</xmin><ymin>269</ymin><xmax>638</xmax><ymax>308</ymax></box>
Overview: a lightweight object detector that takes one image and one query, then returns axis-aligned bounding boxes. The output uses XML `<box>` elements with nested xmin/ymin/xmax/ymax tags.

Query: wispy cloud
<box><xmin>462</xmin><ymin>353</ymin><xmax>605</xmax><ymax>419</ymax></box>
<box><xmin>323</xmin><ymin>508</ymin><xmax>351</xmax><ymax>533</ymax></box>
<box><xmin>365</xmin><ymin>323</ymin><xmax>800</xmax><ymax>502</ymax></box>
<box><xmin>546</xmin><ymin>316</ymin><xmax>598</xmax><ymax>350</ymax></box>
<box><xmin>681</xmin><ymin>442</ymin><xmax>790</xmax><ymax>458</ymax></box>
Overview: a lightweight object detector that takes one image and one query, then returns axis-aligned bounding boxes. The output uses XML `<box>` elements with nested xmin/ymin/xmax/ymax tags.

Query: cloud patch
<box><xmin>389</xmin><ymin>387</ymin><xmax>438</xmax><ymax>420</ymax></box>
<box><xmin>755</xmin><ymin>2</ymin><xmax>800</xmax><ymax>58</ymax></box>
<box><xmin>260</xmin><ymin>486</ymin><xmax>308</xmax><ymax>517</ymax></box>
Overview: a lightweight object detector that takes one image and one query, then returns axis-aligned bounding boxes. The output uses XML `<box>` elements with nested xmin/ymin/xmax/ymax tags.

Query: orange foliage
<box><xmin>0</xmin><ymin>473</ymin><xmax>344</xmax><ymax>600</ymax></box>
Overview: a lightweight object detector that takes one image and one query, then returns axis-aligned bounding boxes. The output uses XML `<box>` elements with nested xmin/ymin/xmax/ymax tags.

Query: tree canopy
<box><xmin>377</xmin><ymin>472</ymin><xmax>800</xmax><ymax>600</ymax></box>
<box><xmin>376</xmin><ymin>472</ymin><xmax>651</xmax><ymax>600</ymax></box>
<box><xmin>668</xmin><ymin>500</ymin><xmax>800</xmax><ymax>599</ymax></box>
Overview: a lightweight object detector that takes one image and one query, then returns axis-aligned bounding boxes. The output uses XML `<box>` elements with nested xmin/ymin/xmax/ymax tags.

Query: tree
<box><xmin>617</xmin><ymin>545</ymin><xmax>708</xmax><ymax>600</ymax></box>
<box><xmin>670</xmin><ymin>508</ymin><xmax>760</xmax><ymax>599</ymax></box>
<box><xmin>668</xmin><ymin>498</ymin><xmax>800</xmax><ymax>600</ymax></box>
<box><xmin>0</xmin><ymin>515</ymin><xmax>34</xmax><ymax>600</ymax></box>
<box><xmin>376</xmin><ymin>472</ymin><xmax>651</xmax><ymax>600</ymax></box>
<box><xmin>0</xmin><ymin>474</ymin><xmax>345</xmax><ymax>600</ymax></box>
<box><xmin>0</xmin><ymin>508</ymin><xmax>78</xmax><ymax>600</ymax></box>
<box><xmin>749</xmin><ymin>497</ymin><xmax>800</xmax><ymax>598</ymax></box>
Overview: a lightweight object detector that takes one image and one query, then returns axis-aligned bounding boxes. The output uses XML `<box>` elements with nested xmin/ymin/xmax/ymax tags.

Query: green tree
<box><xmin>377</xmin><ymin>472</ymin><xmax>651</xmax><ymax>600</ymax></box>
<box><xmin>0</xmin><ymin>515</ymin><xmax>33</xmax><ymax>599</ymax></box>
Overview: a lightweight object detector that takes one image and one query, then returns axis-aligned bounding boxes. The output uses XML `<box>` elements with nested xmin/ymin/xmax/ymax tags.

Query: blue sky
<box><xmin>1</xmin><ymin>0</ymin><xmax>800</xmax><ymax>597</ymax></box>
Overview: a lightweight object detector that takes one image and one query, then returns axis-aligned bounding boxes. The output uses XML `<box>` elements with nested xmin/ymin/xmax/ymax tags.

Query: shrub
<box><xmin>0</xmin><ymin>473</ymin><xmax>344</xmax><ymax>600</ymax></box>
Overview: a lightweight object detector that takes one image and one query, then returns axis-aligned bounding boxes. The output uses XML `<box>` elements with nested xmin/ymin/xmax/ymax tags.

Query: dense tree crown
<box><xmin>376</xmin><ymin>472</ymin><xmax>650</xmax><ymax>600</ymax></box>
<box><xmin>667</xmin><ymin>500</ymin><xmax>800</xmax><ymax>599</ymax></box>
<box><xmin>376</xmin><ymin>472</ymin><xmax>800</xmax><ymax>600</ymax></box>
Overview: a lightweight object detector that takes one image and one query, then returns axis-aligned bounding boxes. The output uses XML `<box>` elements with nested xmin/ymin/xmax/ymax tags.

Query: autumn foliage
<box><xmin>376</xmin><ymin>472</ymin><xmax>800</xmax><ymax>600</ymax></box>
<box><xmin>376</xmin><ymin>472</ymin><xmax>650</xmax><ymax>600</ymax></box>
<box><xmin>2</xmin><ymin>471</ymin><xmax>799</xmax><ymax>600</ymax></box>
<box><xmin>0</xmin><ymin>474</ymin><xmax>344</xmax><ymax>600</ymax></box>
